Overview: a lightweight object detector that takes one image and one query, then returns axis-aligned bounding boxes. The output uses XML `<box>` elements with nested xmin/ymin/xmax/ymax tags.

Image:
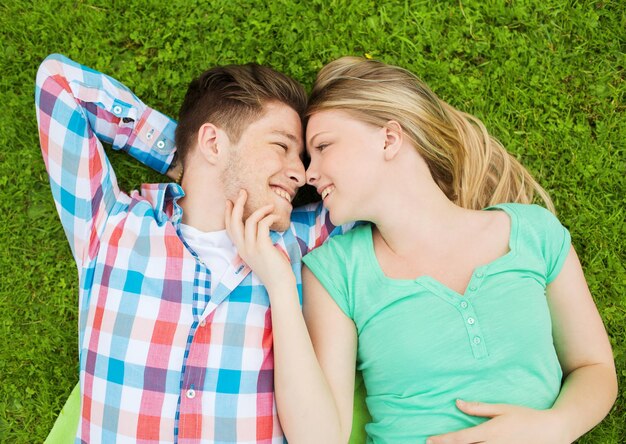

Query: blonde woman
<box><xmin>225</xmin><ymin>57</ymin><xmax>617</xmax><ymax>443</ymax></box>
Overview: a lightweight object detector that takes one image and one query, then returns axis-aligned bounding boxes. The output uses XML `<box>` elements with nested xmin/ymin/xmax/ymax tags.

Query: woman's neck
<box><xmin>362</xmin><ymin>141</ymin><xmax>474</xmax><ymax>256</ymax></box>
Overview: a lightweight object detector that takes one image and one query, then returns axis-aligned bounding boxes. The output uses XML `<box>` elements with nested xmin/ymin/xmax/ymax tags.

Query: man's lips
<box><xmin>270</xmin><ymin>185</ymin><xmax>295</xmax><ymax>203</ymax></box>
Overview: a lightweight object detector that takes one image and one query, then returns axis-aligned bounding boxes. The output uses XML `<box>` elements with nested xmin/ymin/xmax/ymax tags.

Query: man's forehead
<box><xmin>242</xmin><ymin>102</ymin><xmax>304</xmax><ymax>149</ymax></box>
<box><xmin>271</xmin><ymin>129</ymin><xmax>300</xmax><ymax>143</ymax></box>
<box><xmin>250</xmin><ymin>104</ymin><xmax>301</xmax><ymax>132</ymax></box>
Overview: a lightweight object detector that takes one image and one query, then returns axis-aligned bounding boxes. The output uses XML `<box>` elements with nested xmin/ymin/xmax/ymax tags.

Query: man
<box><xmin>36</xmin><ymin>54</ymin><xmax>347</xmax><ymax>443</ymax></box>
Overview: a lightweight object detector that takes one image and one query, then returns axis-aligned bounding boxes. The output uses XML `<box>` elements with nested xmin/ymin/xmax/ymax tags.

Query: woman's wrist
<box><xmin>545</xmin><ymin>407</ymin><xmax>573</xmax><ymax>443</ymax></box>
<box><xmin>265</xmin><ymin>275</ymin><xmax>298</xmax><ymax>299</ymax></box>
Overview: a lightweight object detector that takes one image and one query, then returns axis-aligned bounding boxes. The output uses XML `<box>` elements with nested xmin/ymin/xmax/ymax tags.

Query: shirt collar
<box><xmin>139</xmin><ymin>182</ymin><xmax>185</xmax><ymax>226</ymax></box>
<box><xmin>139</xmin><ymin>182</ymin><xmax>285</xmax><ymax>242</ymax></box>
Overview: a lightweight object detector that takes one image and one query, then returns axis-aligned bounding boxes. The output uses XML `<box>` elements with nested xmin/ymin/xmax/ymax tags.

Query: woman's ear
<box><xmin>382</xmin><ymin>120</ymin><xmax>403</xmax><ymax>161</ymax></box>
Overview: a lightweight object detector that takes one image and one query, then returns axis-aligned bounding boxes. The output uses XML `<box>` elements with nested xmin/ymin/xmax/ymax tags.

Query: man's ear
<box><xmin>196</xmin><ymin>123</ymin><xmax>225</xmax><ymax>165</ymax></box>
<box><xmin>382</xmin><ymin>120</ymin><xmax>403</xmax><ymax>161</ymax></box>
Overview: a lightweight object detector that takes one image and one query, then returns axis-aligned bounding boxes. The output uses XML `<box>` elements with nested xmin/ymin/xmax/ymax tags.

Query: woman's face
<box><xmin>305</xmin><ymin>110</ymin><xmax>387</xmax><ymax>225</ymax></box>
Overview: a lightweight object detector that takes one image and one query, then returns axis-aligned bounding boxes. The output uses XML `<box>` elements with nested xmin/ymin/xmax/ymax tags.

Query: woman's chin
<box><xmin>329</xmin><ymin>211</ymin><xmax>352</xmax><ymax>228</ymax></box>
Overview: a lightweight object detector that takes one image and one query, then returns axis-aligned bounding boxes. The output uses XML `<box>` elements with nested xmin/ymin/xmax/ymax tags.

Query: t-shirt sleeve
<box><xmin>531</xmin><ymin>205</ymin><xmax>572</xmax><ymax>283</ymax></box>
<box><xmin>302</xmin><ymin>237</ymin><xmax>353</xmax><ymax>318</ymax></box>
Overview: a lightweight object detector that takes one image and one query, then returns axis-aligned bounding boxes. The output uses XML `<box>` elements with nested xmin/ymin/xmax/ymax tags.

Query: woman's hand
<box><xmin>426</xmin><ymin>400</ymin><xmax>569</xmax><ymax>444</ymax></box>
<box><xmin>225</xmin><ymin>189</ymin><xmax>294</xmax><ymax>291</ymax></box>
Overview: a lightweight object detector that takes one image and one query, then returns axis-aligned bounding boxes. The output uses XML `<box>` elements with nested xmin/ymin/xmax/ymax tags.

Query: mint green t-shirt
<box><xmin>302</xmin><ymin>203</ymin><xmax>571</xmax><ymax>443</ymax></box>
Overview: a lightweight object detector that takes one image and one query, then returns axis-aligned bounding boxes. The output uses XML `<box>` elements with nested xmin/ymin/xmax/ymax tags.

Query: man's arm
<box><xmin>35</xmin><ymin>54</ymin><xmax>177</xmax><ymax>267</ymax></box>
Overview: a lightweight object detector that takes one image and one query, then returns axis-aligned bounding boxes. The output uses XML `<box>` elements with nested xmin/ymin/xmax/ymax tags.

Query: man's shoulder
<box><xmin>290</xmin><ymin>201</ymin><xmax>324</xmax><ymax>221</ymax></box>
<box><xmin>306</xmin><ymin>223</ymin><xmax>369</xmax><ymax>260</ymax></box>
<box><xmin>323</xmin><ymin>222</ymin><xmax>368</xmax><ymax>248</ymax></box>
<box><xmin>288</xmin><ymin>201</ymin><xmax>326</xmax><ymax>232</ymax></box>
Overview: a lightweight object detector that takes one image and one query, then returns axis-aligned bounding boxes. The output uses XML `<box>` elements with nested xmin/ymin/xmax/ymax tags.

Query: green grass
<box><xmin>1</xmin><ymin>0</ymin><xmax>624</xmax><ymax>442</ymax></box>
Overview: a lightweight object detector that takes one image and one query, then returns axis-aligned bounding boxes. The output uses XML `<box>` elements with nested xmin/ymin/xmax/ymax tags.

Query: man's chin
<box><xmin>270</xmin><ymin>215</ymin><xmax>290</xmax><ymax>233</ymax></box>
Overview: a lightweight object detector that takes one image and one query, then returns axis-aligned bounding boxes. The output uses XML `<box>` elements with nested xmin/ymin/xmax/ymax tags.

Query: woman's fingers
<box><xmin>223</xmin><ymin>190</ymin><xmax>290</xmax><ymax>286</ymax></box>
<box><xmin>224</xmin><ymin>199</ymin><xmax>233</xmax><ymax>236</ymax></box>
<box><xmin>226</xmin><ymin>190</ymin><xmax>247</xmax><ymax>248</ymax></box>
<box><xmin>257</xmin><ymin>213</ymin><xmax>280</xmax><ymax>242</ymax></box>
<box><xmin>244</xmin><ymin>204</ymin><xmax>275</xmax><ymax>251</ymax></box>
<box><xmin>225</xmin><ymin>189</ymin><xmax>278</xmax><ymax>258</ymax></box>
<box><xmin>231</xmin><ymin>189</ymin><xmax>247</xmax><ymax>226</ymax></box>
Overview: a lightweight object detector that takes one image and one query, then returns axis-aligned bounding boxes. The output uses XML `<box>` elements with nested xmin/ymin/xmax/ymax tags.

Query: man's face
<box><xmin>220</xmin><ymin>101</ymin><xmax>305</xmax><ymax>232</ymax></box>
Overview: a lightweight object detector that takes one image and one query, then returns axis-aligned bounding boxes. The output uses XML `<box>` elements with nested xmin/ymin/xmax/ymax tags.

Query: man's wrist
<box><xmin>166</xmin><ymin>153</ymin><xmax>184</xmax><ymax>182</ymax></box>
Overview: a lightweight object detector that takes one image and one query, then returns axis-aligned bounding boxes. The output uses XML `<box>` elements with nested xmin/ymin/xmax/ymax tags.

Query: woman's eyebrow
<box><xmin>307</xmin><ymin>131</ymin><xmax>331</xmax><ymax>146</ymax></box>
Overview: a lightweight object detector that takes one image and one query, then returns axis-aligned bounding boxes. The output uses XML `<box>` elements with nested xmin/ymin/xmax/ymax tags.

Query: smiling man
<box><xmin>35</xmin><ymin>54</ymin><xmax>347</xmax><ymax>443</ymax></box>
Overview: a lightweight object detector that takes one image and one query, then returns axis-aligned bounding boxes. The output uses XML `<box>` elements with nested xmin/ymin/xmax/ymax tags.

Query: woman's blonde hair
<box><xmin>307</xmin><ymin>57</ymin><xmax>554</xmax><ymax>212</ymax></box>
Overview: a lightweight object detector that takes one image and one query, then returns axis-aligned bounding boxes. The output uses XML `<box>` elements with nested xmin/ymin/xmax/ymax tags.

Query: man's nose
<box><xmin>286</xmin><ymin>157</ymin><xmax>306</xmax><ymax>187</ymax></box>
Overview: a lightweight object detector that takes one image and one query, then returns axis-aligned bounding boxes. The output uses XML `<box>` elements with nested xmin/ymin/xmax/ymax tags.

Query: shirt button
<box><xmin>186</xmin><ymin>388</ymin><xmax>196</xmax><ymax>399</ymax></box>
<box><xmin>146</xmin><ymin>131</ymin><xmax>153</xmax><ymax>140</ymax></box>
<box><xmin>200</xmin><ymin>320</ymin><xmax>206</xmax><ymax>327</ymax></box>
<box><xmin>157</xmin><ymin>140</ymin><xmax>166</xmax><ymax>149</ymax></box>
<box><xmin>467</xmin><ymin>317</ymin><xmax>475</xmax><ymax>325</ymax></box>
<box><xmin>460</xmin><ymin>301</ymin><xmax>468</xmax><ymax>309</ymax></box>
<box><xmin>469</xmin><ymin>285</ymin><xmax>477</xmax><ymax>291</ymax></box>
<box><xmin>473</xmin><ymin>336</ymin><xmax>482</xmax><ymax>345</ymax></box>
<box><xmin>475</xmin><ymin>271</ymin><xmax>484</xmax><ymax>278</ymax></box>
<box><xmin>113</xmin><ymin>105</ymin><xmax>123</xmax><ymax>115</ymax></box>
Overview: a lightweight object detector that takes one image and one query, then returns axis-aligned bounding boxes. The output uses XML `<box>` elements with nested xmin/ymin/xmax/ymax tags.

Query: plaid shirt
<box><xmin>35</xmin><ymin>54</ymin><xmax>343</xmax><ymax>443</ymax></box>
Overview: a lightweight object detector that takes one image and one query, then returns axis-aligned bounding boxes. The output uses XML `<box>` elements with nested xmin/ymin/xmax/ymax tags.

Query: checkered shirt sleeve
<box><xmin>35</xmin><ymin>53</ymin><xmax>176</xmax><ymax>267</ymax></box>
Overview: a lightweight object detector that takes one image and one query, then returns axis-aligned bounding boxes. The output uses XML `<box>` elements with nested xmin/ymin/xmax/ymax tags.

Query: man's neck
<box><xmin>178</xmin><ymin>177</ymin><xmax>227</xmax><ymax>233</ymax></box>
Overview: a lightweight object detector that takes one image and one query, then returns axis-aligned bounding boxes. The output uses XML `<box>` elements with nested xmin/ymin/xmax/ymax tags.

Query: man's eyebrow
<box><xmin>271</xmin><ymin>130</ymin><xmax>299</xmax><ymax>143</ymax></box>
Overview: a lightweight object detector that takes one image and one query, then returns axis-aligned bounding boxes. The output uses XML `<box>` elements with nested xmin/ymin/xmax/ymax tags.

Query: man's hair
<box><xmin>175</xmin><ymin>63</ymin><xmax>307</xmax><ymax>165</ymax></box>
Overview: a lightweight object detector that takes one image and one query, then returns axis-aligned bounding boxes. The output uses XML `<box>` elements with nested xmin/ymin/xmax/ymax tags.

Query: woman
<box><xmin>225</xmin><ymin>57</ymin><xmax>617</xmax><ymax>443</ymax></box>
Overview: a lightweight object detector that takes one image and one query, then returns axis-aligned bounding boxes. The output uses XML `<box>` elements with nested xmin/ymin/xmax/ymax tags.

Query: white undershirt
<box><xmin>179</xmin><ymin>224</ymin><xmax>237</xmax><ymax>288</ymax></box>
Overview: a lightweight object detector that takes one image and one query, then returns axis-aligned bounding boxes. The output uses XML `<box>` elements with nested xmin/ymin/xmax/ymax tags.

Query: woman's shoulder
<box><xmin>488</xmin><ymin>202</ymin><xmax>553</xmax><ymax>216</ymax></box>
<box><xmin>488</xmin><ymin>203</ymin><xmax>563</xmax><ymax>230</ymax></box>
<box><xmin>488</xmin><ymin>202</ymin><xmax>570</xmax><ymax>247</ymax></box>
<box><xmin>490</xmin><ymin>203</ymin><xmax>571</xmax><ymax>281</ymax></box>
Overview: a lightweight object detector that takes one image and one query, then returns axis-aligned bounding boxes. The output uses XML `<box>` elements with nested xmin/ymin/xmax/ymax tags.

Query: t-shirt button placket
<box><xmin>467</xmin><ymin>271</ymin><xmax>484</xmax><ymax>294</ymax></box>
<box><xmin>459</xmin><ymin>304</ymin><xmax>488</xmax><ymax>359</ymax></box>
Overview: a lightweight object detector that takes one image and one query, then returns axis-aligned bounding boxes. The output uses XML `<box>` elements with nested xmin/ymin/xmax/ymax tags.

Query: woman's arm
<box><xmin>299</xmin><ymin>265</ymin><xmax>358</xmax><ymax>443</ymax></box>
<box><xmin>428</xmin><ymin>246</ymin><xmax>617</xmax><ymax>444</ymax></box>
<box><xmin>544</xmin><ymin>245</ymin><xmax>617</xmax><ymax>441</ymax></box>
<box><xmin>225</xmin><ymin>191</ymin><xmax>357</xmax><ymax>443</ymax></box>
